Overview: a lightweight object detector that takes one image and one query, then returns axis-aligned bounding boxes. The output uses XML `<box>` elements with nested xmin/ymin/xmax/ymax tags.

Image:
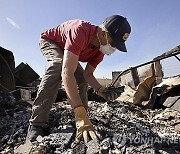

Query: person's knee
<box><xmin>48</xmin><ymin>61</ymin><xmax>62</xmax><ymax>73</ymax></box>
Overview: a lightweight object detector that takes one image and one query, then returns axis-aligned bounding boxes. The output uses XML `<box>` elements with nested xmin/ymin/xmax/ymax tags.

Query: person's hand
<box><xmin>97</xmin><ymin>86</ymin><xmax>119</xmax><ymax>101</ymax></box>
<box><xmin>74</xmin><ymin>106</ymin><xmax>97</xmax><ymax>143</ymax></box>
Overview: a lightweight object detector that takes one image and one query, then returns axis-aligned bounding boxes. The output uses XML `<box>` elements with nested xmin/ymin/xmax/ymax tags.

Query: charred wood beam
<box><xmin>131</xmin><ymin>68</ymin><xmax>140</xmax><ymax>87</ymax></box>
<box><xmin>153</xmin><ymin>60</ymin><xmax>163</xmax><ymax>85</ymax></box>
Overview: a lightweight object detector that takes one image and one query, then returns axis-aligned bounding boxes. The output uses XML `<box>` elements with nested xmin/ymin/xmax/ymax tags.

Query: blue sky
<box><xmin>1</xmin><ymin>0</ymin><xmax>180</xmax><ymax>79</ymax></box>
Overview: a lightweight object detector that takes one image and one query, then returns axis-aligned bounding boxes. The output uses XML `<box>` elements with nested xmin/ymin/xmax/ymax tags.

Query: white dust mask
<box><xmin>97</xmin><ymin>32</ymin><xmax>116</xmax><ymax>55</ymax></box>
<box><xmin>99</xmin><ymin>44</ymin><xmax>116</xmax><ymax>55</ymax></box>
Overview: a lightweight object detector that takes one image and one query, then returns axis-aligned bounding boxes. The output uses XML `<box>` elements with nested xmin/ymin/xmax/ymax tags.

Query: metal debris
<box><xmin>147</xmin><ymin>76</ymin><xmax>180</xmax><ymax>111</ymax></box>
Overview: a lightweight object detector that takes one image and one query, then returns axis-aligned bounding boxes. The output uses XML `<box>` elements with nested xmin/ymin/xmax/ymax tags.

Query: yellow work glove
<box><xmin>74</xmin><ymin>106</ymin><xmax>97</xmax><ymax>143</ymax></box>
<box><xmin>97</xmin><ymin>86</ymin><xmax>119</xmax><ymax>101</ymax></box>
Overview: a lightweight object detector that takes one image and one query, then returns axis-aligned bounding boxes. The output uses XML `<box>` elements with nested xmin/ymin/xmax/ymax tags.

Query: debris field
<box><xmin>0</xmin><ymin>45</ymin><xmax>180</xmax><ymax>154</ymax></box>
<box><xmin>0</xmin><ymin>98</ymin><xmax>180</xmax><ymax>154</ymax></box>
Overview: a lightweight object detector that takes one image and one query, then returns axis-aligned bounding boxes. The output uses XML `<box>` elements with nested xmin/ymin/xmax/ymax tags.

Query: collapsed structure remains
<box><xmin>0</xmin><ymin>45</ymin><xmax>180</xmax><ymax>154</ymax></box>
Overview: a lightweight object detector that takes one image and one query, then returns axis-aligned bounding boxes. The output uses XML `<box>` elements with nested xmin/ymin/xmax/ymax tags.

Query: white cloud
<box><xmin>6</xmin><ymin>17</ymin><xmax>20</xmax><ymax>29</ymax></box>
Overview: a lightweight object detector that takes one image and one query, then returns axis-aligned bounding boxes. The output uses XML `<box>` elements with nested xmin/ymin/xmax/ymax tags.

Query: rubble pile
<box><xmin>0</xmin><ymin>101</ymin><xmax>31</xmax><ymax>152</ymax></box>
<box><xmin>0</xmin><ymin>100</ymin><xmax>180</xmax><ymax>154</ymax></box>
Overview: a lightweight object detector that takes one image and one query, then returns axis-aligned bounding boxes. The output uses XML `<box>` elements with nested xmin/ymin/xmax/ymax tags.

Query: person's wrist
<box><xmin>73</xmin><ymin>105</ymin><xmax>84</xmax><ymax>110</ymax></box>
<box><xmin>74</xmin><ymin>106</ymin><xmax>88</xmax><ymax>119</ymax></box>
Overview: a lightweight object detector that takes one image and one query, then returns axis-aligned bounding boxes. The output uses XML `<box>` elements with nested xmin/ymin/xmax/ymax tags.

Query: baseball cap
<box><xmin>103</xmin><ymin>15</ymin><xmax>131</xmax><ymax>52</ymax></box>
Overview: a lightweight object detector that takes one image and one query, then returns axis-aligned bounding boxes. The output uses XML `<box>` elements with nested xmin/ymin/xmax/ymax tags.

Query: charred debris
<box><xmin>0</xmin><ymin>45</ymin><xmax>180</xmax><ymax>154</ymax></box>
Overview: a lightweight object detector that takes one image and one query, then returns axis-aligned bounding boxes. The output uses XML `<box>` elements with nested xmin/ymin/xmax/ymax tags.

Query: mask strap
<box><xmin>105</xmin><ymin>31</ymin><xmax>116</xmax><ymax>50</ymax></box>
<box><xmin>105</xmin><ymin>32</ymin><xmax>109</xmax><ymax>44</ymax></box>
<box><xmin>97</xmin><ymin>32</ymin><xmax>102</xmax><ymax>46</ymax></box>
<box><xmin>97</xmin><ymin>31</ymin><xmax>109</xmax><ymax>45</ymax></box>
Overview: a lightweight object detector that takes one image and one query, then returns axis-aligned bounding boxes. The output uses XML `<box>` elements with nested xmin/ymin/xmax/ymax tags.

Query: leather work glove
<box><xmin>74</xmin><ymin>106</ymin><xmax>97</xmax><ymax>143</ymax></box>
<box><xmin>97</xmin><ymin>86</ymin><xmax>119</xmax><ymax>101</ymax></box>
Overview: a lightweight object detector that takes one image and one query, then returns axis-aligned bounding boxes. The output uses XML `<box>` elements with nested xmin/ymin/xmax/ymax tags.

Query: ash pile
<box><xmin>0</xmin><ymin>99</ymin><xmax>180</xmax><ymax>154</ymax></box>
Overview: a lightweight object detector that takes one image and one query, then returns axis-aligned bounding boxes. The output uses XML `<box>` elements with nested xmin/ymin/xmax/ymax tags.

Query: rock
<box><xmin>175</xmin><ymin>123</ymin><xmax>180</xmax><ymax>132</ymax></box>
<box><xmin>112</xmin><ymin>133</ymin><xmax>126</xmax><ymax>148</ymax></box>
<box><xmin>71</xmin><ymin>141</ymin><xmax>86</xmax><ymax>154</ymax></box>
<box><xmin>100</xmin><ymin>138</ymin><xmax>111</xmax><ymax>153</ymax></box>
<box><xmin>14</xmin><ymin>141</ymin><xmax>33</xmax><ymax>154</ymax></box>
<box><xmin>1</xmin><ymin>135</ymin><xmax>9</xmax><ymax>143</ymax></box>
<box><xmin>159</xmin><ymin>150</ymin><xmax>169</xmax><ymax>154</ymax></box>
<box><xmin>120</xmin><ymin>106</ymin><xmax>128</xmax><ymax>114</ymax></box>
<box><xmin>110</xmin><ymin>148</ymin><xmax>122</xmax><ymax>154</ymax></box>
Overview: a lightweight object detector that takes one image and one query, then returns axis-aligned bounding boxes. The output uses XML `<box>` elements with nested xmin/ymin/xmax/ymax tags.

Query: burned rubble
<box><xmin>1</xmin><ymin>99</ymin><xmax>180</xmax><ymax>153</ymax></box>
<box><xmin>0</xmin><ymin>45</ymin><xmax>180</xmax><ymax>154</ymax></box>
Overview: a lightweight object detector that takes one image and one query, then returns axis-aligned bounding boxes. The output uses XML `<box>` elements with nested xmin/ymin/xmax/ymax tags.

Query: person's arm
<box><xmin>84</xmin><ymin>63</ymin><xmax>119</xmax><ymax>101</ymax></box>
<box><xmin>83</xmin><ymin>63</ymin><xmax>102</xmax><ymax>91</ymax></box>
<box><xmin>62</xmin><ymin>50</ymin><xmax>83</xmax><ymax>109</ymax></box>
<box><xmin>62</xmin><ymin>50</ymin><xmax>97</xmax><ymax>143</ymax></box>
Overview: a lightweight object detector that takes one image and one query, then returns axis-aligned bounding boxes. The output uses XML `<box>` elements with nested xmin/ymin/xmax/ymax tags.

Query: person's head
<box><xmin>97</xmin><ymin>15</ymin><xmax>131</xmax><ymax>55</ymax></box>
